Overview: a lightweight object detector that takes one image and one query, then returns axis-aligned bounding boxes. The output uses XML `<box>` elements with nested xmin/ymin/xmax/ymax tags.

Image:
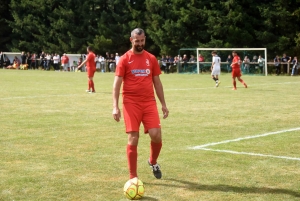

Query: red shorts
<box><xmin>232</xmin><ymin>68</ymin><xmax>242</xmax><ymax>77</ymax></box>
<box><xmin>123</xmin><ymin>101</ymin><xmax>161</xmax><ymax>134</ymax></box>
<box><xmin>87</xmin><ymin>68</ymin><xmax>96</xmax><ymax>77</ymax></box>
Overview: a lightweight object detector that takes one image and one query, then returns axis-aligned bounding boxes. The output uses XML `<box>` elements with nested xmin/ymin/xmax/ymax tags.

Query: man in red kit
<box><xmin>77</xmin><ymin>46</ymin><xmax>96</xmax><ymax>93</ymax></box>
<box><xmin>112</xmin><ymin>28</ymin><xmax>169</xmax><ymax>180</ymax></box>
<box><xmin>231</xmin><ymin>51</ymin><xmax>248</xmax><ymax>90</ymax></box>
<box><xmin>61</xmin><ymin>53</ymin><xmax>69</xmax><ymax>71</ymax></box>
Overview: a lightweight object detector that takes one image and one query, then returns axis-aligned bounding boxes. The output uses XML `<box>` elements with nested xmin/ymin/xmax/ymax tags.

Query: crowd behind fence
<box><xmin>0</xmin><ymin>52</ymin><xmax>299</xmax><ymax>76</ymax></box>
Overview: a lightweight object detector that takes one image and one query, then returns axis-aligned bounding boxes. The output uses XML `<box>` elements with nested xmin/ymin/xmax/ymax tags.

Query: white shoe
<box><xmin>89</xmin><ymin>91</ymin><xmax>95</xmax><ymax>94</ymax></box>
<box><xmin>85</xmin><ymin>90</ymin><xmax>90</xmax><ymax>92</ymax></box>
<box><xmin>216</xmin><ymin>81</ymin><xmax>220</xmax><ymax>87</ymax></box>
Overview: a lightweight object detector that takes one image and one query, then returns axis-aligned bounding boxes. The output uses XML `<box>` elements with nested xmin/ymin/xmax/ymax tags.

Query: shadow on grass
<box><xmin>140</xmin><ymin>196</ymin><xmax>159</xmax><ymax>201</ymax></box>
<box><xmin>146</xmin><ymin>178</ymin><xmax>300</xmax><ymax>198</ymax></box>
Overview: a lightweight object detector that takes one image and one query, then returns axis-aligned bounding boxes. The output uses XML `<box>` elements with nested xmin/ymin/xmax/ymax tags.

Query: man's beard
<box><xmin>134</xmin><ymin>45</ymin><xmax>144</xmax><ymax>52</ymax></box>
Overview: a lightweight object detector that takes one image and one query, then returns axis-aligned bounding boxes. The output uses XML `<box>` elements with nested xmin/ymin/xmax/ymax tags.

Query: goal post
<box><xmin>196</xmin><ymin>48</ymin><xmax>268</xmax><ymax>76</ymax></box>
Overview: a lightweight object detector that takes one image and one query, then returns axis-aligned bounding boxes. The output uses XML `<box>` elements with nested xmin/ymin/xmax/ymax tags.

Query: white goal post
<box><xmin>196</xmin><ymin>48</ymin><xmax>268</xmax><ymax>76</ymax></box>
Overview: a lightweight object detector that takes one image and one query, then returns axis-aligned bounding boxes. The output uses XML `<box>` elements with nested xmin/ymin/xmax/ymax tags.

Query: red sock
<box><xmin>233</xmin><ymin>80</ymin><xmax>236</xmax><ymax>88</ymax></box>
<box><xmin>150</xmin><ymin>141</ymin><xmax>162</xmax><ymax>165</ymax></box>
<box><xmin>127</xmin><ymin>144</ymin><xmax>138</xmax><ymax>179</ymax></box>
<box><xmin>90</xmin><ymin>80</ymin><xmax>95</xmax><ymax>92</ymax></box>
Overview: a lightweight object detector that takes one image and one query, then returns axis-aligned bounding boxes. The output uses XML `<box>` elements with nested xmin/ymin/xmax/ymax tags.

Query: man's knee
<box><xmin>128</xmin><ymin>132</ymin><xmax>139</xmax><ymax>145</ymax></box>
<box><xmin>148</xmin><ymin>128</ymin><xmax>162</xmax><ymax>143</ymax></box>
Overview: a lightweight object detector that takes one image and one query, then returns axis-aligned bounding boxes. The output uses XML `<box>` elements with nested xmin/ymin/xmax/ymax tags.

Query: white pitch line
<box><xmin>198</xmin><ymin>148</ymin><xmax>300</xmax><ymax>161</ymax></box>
<box><xmin>0</xmin><ymin>94</ymin><xmax>79</xmax><ymax>100</ymax></box>
<box><xmin>190</xmin><ymin>127</ymin><xmax>300</xmax><ymax>149</ymax></box>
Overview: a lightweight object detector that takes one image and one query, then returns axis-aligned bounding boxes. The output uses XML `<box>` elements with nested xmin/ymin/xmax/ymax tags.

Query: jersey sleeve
<box><xmin>115</xmin><ymin>55</ymin><xmax>126</xmax><ymax>77</ymax></box>
<box><xmin>151</xmin><ymin>55</ymin><xmax>161</xmax><ymax>76</ymax></box>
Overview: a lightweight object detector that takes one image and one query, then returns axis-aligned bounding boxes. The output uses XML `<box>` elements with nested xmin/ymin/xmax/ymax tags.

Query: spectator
<box><xmin>274</xmin><ymin>55</ymin><xmax>281</xmax><ymax>76</ymax></box>
<box><xmin>198</xmin><ymin>53</ymin><xmax>205</xmax><ymax>73</ymax></box>
<box><xmin>53</xmin><ymin>53</ymin><xmax>60</xmax><ymax>71</ymax></box>
<box><xmin>167</xmin><ymin>55</ymin><xmax>174</xmax><ymax>74</ymax></box>
<box><xmin>179</xmin><ymin>54</ymin><xmax>182</xmax><ymax>61</ymax></box>
<box><xmin>45</xmin><ymin>53</ymin><xmax>51</xmax><ymax>71</ymax></box>
<box><xmin>99</xmin><ymin>55</ymin><xmax>105</xmax><ymax>72</ymax></box>
<box><xmin>226</xmin><ymin>55</ymin><xmax>232</xmax><ymax>73</ymax></box>
<box><xmin>105</xmin><ymin>52</ymin><xmax>110</xmax><ymax>72</ymax></box>
<box><xmin>172</xmin><ymin>56</ymin><xmax>179</xmax><ymax>73</ymax></box>
<box><xmin>39</xmin><ymin>51</ymin><xmax>45</xmax><ymax>69</ymax></box>
<box><xmin>258</xmin><ymin>55</ymin><xmax>265</xmax><ymax>74</ymax></box>
<box><xmin>105</xmin><ymin>52</ymin><xmax>110</xmax><ymax>59</ymax></box>
<box><xmin>252</xmin><ymin>55</ymin><xmax>258</xmax><ymax>62</ymax></box>
<box><xmin>243</xmin><ymin>55</ymin><xmax>250</xmax><ymax>74</ymax></box>
<box><xmin>30</xmin><ymin>53</ymin><xmax>37</xmax><ymax>70</ymax></box>
<box><xmin>61</xmin><ymin>53</ymin><xmax>69</xmax><ymax>71</ymax></box>
<box><xmin>108</xmin><ymin>53</ymin><xmax>116</xmax><ymax>72</ymax></box>
<box><xmin>189</xmin><ymin>55</ymin><xmax>197</xmax><ymax>73</ymax></box>
<box><xmin>198</xmin><ymin>54</ymin><xmax>205</xmax><ymax>62</ymax></box>
<box><xmin>26</xmin><ymin>52</ymin><xmax>31</xmax><ymax>67</ymax></box>
<box><xmin>174</xmin><ymin>56</ymin><xmax>179</xmax><ymax>65</ymax></box>
<box><xmin>160</xmin><ymin>55</ymin><xmax>167</xmax><ymax>73</ymax></box>
<box><xmin>189</xmin><ymin>55</ymin><xmax>196</xmax><ymax>63</ymax></box>
<box><xmin>182</xmin><ymin>54</ymin><xmax>188</xmax><ymax>72</ymax></box>
<box><xmin>73</xmin><ymin>57</ymin><xmax>83</xmax><ymax>72</ymax></box>
<box><xmin>95</xmin><ymin>55</ymin><xmax>100</xmax><ymax>71</ymax></box>
<box><xmin>21</xmin><ymin>51</ymin><xmax>26</xmax><ymax>65</ymax></box>
<box><xmin>3</xmin><ymin>57</ymin><xmax>10</xmax><ymax>69</ymax></box>
<box><xmin>281</xmin><ymin>53</ymin><xmax>291</xmax><ymax>74</ymax></box>
<box><xmin>0</xmin><ymin>51</ymin><xmax>4</xmax><ymax>67</ymax></box>
<box><xmin>115</xmin><ymin>53</ymin><xmax>120</xmax><ymax>65</ymax></box>
<box><xmin>7</xmin><ymin>56</ymin><xmax>20</xmax><ymax>69</ymax></box>
<box><xmin>291</xmin><ymin>56</ymin><xmax>298</xmax><ymax>76</ymax></box>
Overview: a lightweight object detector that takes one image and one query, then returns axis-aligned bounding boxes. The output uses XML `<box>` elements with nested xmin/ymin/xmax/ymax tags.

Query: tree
<box><xmin>0</xmin><ymin>0</ymin><xmax>13</xmax><ymax>51</ymax></box>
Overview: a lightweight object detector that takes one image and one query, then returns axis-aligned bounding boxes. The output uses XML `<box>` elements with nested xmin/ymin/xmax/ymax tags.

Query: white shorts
<box><xmin>211</xmin><ymin>67</ymin><xmax>220</xmax><ymax>76</ymax></box>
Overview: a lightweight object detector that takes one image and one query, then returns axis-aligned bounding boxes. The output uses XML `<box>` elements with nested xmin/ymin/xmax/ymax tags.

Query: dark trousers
<box><xmin>30</xmin><ymin>61</ymin><xmax>36</xmax><ymax>69</ymax></box>
<box><xmin>53</xmin><ymin>63</ymin><xmax>58</xmax><ymax>70</ymax></box>
<box><xmin>281</xmin><ymin>64</ymin><xmax>287</xmax><ymax>74</ymax></box>
<box><xmin>275</xmin><ymin>66</ymin><xmax>280</xmax><ymax>75</ymax></box>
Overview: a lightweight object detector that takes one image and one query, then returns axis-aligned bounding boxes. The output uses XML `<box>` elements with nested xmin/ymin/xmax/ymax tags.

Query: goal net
<box><xmin>196</xmin><ymin>48</ymin><xmax>268</xmax><ymax>76</ymax></box>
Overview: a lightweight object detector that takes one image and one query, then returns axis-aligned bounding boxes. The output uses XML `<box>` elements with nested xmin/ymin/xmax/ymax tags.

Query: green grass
<box><xmin>0</xmin><ymin>69</ymin><xmax>299</xmax><ymax>201</ymax></box>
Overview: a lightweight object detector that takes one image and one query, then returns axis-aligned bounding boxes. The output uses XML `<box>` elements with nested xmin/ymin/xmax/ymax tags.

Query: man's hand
<box><xmin>112</xmin><ymin>107</ymin><xmax>121</xmax><ymax>122</ymax></box>
<box><xmin>162</xmin><ymin>105</ymin><xmax>169</xmax><ymax>119</ymax></box>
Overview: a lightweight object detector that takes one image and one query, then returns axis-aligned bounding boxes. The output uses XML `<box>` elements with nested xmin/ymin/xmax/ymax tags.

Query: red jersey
<box><xmin>115</xmin><ymin>50</ymin><xmax>161</xmax><ymax>103</ymax></box>
<box><xmin>86</xmin><ymin>52</ymin><xmax>96</xmax><ymax>70</ymax></box>
<box><xmin>232</xmin><ymin>55</ymin><xmax>241</xmax><ymax>69</ymax></box>
<box><xmin>61</xmin><ymin>56</ymin><xmax>69</xmax><ymax>64</ymax></box>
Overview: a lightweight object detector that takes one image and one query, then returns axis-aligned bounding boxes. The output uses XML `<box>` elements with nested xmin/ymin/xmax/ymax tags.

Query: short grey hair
<box><xmin>131</xmin><ymin>28</ymin><xmax>145</xmax><ymax>38</ymax></box>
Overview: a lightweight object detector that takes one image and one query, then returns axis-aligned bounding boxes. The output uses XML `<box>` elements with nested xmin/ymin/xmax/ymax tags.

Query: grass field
<box><xmin>0</xmin><ymin>69</ymin><xmax>299</xmax><ymax>201</ymax></box>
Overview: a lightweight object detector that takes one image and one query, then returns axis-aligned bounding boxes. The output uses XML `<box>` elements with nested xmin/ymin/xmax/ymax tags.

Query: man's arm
<box><xmin>77</xmin><ymin>58</ymin><xmax>87</xmax><ymax>69</ymax></box>
<box><xmin>153</xmin><ymin>76</ymin><xmax>169</xmax><ymax>119</ymax></box>
<box><xmin>112</xmin><ymin>76</ymin><xmax>123</xmax><ymax>122</ymax></box>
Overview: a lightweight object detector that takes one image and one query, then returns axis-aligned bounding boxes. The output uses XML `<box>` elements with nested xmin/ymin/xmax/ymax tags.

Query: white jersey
<box><xmin>212</xmin><ymin>55</ymin><xmax>221</xmax><ymax>69</ymax></box>
<box><xmin>211</xmin><ymin>55</ymin><xmax>221</xmax><ymax>75</ymax></box>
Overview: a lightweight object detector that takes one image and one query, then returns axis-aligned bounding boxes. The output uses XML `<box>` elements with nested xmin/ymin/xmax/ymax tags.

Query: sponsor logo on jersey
<box><xmin>131</xmin><ymin>69</ymin><xmax>151</xmax><ymax>76</ymax></box>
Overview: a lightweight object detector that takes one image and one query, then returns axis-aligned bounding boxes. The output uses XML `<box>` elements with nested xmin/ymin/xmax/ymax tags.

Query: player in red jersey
<box><xmin>231</xmin><ymin>51</ymin><xmax>248</xmax><ymax>90</ymax></box>
<box><xmin>112</xmin><ymin>28</ymin><xmax>169</xmax><ymax>180</ymax></box>
<box><xmin>78</xmin><ymin>46</ymin><xmax>96</xmax><ymax>93</ymax></box>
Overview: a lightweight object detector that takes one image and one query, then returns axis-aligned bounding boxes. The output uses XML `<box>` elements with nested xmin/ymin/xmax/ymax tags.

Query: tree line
<box><xmin>1</xmin><ymin>0</ymin><xmax>300</xmax><ymax>58</ymax></box>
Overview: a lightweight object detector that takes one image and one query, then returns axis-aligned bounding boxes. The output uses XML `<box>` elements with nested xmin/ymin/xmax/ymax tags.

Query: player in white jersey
<box><xmin>211</xmin><ymin>51</ymin><xmax>221</xmax><ymax>87</ymax></box>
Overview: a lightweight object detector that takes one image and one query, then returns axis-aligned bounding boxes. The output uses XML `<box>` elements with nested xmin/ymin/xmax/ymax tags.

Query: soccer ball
<box><xmin>123</xmin><ymin>178</ymin><xmax>145</xmax><ymax>200</ymax></box>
